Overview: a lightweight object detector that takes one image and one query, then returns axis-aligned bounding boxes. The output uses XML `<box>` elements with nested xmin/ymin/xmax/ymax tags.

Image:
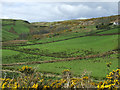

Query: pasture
<box><xmin>2</xmin><ymin>17</ymin><xmax>119</xmax><ymax>83</ymax></box>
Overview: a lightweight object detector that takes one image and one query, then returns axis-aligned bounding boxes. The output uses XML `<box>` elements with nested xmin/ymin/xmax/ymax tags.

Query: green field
<box><xmin>97</xmin><ymin>27</ymin><xmax>118</xmax><ymax>34</ymax></box>
<box><xmin>2</xmin><ymin>15</ymin><xmax>119</xmax><ymax>81</ymax></box>
<box><xmin>21</xmin><ymin>35</ymin><xmax>118</xmax><ymax>53</ymax></box>
<box><xmin>3</xmin><ymin>54</ymin><xmax>118</xmax><ymax>80</ymax></box>
<box><xmin>2</xmin><ymin>49</ymin><xmax>20</xmax><ymax>57</ymax></box>
<box><xmin>2</xmin><ymin>19</ymin><xmax>30</xmax><ymax>41</ymax></box>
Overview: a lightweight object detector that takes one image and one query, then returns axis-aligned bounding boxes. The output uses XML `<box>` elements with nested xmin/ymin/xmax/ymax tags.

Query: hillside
<box><xmin>1</xmin><ymin>15</ymin><xmax>119</xmax><ymax>82</ymax></box>
<box><xmin>2</xmin><ymin>19</ymin><xmax>31</xmax><ymax>41</ymax></box>
<box><xmin>2</xmin><ymin>15</ymin><xmax>119</xmax><ymax>43</ymax></box>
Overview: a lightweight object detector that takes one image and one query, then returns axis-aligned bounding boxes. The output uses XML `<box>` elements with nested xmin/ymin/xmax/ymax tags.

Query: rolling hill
<box><xmin>1</xmin><ymin>15</ymin><xmax>119</xmax><ymax>80</ymax></box>
<box><xmin>2</xmin><ymin>15</ymin><xmax>119</xmax><ymax>42</ymax></box>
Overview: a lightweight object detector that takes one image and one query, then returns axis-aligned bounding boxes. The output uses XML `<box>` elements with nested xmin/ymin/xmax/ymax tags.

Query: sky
<box><xmin>0</xmin><ymin>1</ymin><xmax>119</xmax><ymax>22</ymax></box>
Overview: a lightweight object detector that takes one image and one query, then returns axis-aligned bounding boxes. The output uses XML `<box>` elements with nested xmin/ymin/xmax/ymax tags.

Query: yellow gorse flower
<box><xmin>32</xmin><ymin>83</ymin><xmax>38</xmax><ymax>88</ymax></box>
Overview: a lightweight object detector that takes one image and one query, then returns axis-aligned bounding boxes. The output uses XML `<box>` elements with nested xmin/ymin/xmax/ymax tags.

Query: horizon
<box><xmin>0</xmin><ymin>2</ymin><xmax>118</xmax><ymax>22</ymax></box>
<box><xmin>1</xmin><ymin>14</ymin><xmax>118</xmax><ymax>23</ymax></box>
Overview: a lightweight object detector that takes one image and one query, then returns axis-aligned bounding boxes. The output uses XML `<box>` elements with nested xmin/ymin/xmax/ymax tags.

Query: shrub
<box><xmin>96</xmin><ymin>23</ymin><xmax>111</xmax><ymax>30</ymax></box>
<box><xmin>19</xmin><ymin>66</ymin><xmax>34</xmax><ymax>75</ymax></box>
<box><xmin>1</xmin><ymin>67</ymin><xmax>120</xmax><ymax>89</ymax></box>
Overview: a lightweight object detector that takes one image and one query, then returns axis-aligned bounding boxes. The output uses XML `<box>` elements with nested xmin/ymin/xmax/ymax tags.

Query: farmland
<box><xmin>1</xmin><ymin>15</ymin><xmax>119</xmax><ymax>89</ymax></box>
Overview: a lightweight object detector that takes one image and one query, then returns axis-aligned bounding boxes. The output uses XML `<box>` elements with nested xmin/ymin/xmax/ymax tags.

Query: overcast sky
<box><xmin>0</xmin><ymin>2</ymin><xmax>118</xmax><ymax>22</ymax></box>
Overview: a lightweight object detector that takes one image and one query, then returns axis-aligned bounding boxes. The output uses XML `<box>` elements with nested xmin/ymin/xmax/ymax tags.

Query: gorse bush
<box><xmin>19</xmin><ymin>66</ymin><xmax>34</xmax><ymax>75</ymax></box>
<box><xmin>97</xmin><ymin>69</ymin><xmax>120</xmax><ymax>89</ymax></box>
<box><xmin>1</xmin><ymin>66</ymin><xmax>120</xmax><ymax>89</ymax></box>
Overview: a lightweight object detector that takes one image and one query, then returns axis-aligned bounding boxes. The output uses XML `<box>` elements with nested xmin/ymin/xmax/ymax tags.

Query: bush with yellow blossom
<box><xmin>97</xmin><ymin>69</ymin><xmax>120</xmax><ymax>89</ymax></box>
<box><xmin>19</xmin><ymin>66</ymin><xmax>34</xmax><ymax>75</ymax></box>
<box><xmin>1</xmin><ymin>66</ymin><xmax>120</xmax><ymax>89</ymax></box>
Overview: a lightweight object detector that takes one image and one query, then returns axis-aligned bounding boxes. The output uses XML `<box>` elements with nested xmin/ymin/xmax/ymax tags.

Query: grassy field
<box><xmin>3</xmin><ymin>53</ymin><xmax>118</xmax><ymax>80</ymax></box>
<box><xmin>2</xmin><ymin>49</ymin><xmax>61</xmax><ymax>64</ymax></box>
<box><xmin>97</xmin><ymin>27</ymin><xmax>118</xmax><ymax>34</ymax></box>
<box><xmin>2</xmin><ymin>49</ymin><xmax>20</xmax><ymax>57</ymax></box>
<box><xmin>2</xmin><ymin>19</ymin><xmax>30</xmax><ymax>41</ymax></box>
<box><xmin>21</xmin><ymin>35</ymin><xmax>118</xmax><ymax>53</ymax></box>
<box><xmin>2</xmin><ymin>16</ymin><xmax>119</xmax><ymax>81</ymax></box>
<box><xmin>3</xmin><ymin>34</ymin><xmax>118</xmax><ymax>61</ymax></box>
<box><xmin>2</xmin><ymin>34</ymin><xmax>118</xmax><ymax>80</ymax></box>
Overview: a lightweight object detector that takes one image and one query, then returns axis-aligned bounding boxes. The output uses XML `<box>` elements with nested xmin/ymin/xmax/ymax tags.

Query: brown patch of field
<box><xmin>8</xmin><ymin>27</ymin><xmax>18</xmax><ymax>35</ymax></box>
<box><xmin>2</xmin><ymin>40</ymin><xmax>28</xmax><ymax>46</ymax></box>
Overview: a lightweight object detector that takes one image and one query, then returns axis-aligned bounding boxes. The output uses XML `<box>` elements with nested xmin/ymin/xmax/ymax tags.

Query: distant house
<box><xmin>112</xmin><ymin>19</ymin><xmax>119</xmax><ymax>25</ymax></box>
<box><xmin>113</xmin><ymin>22</ymin><xmax>119</xmax><ymax>25</ymax></box>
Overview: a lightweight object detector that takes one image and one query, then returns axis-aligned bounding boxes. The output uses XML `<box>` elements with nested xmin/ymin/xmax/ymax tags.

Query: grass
<box><xmin>2</xmin><ymin>34</ymin><xmax>118</xmax><ymax>80</ymax></box>
<box><xmin>2</xmin><ymin>19</ymin><xmax>30</xmax><ymax>41</ymax></box>
<box><xmin>13</xmin><ymin>21</ymin><xmax>30</xmax><ymax>34</ymax></box>
<box><xmin>2</xmin><ymin>49</ymin><xmax>20</xmax><ymax>57</ymax></box>
<box><xmin>2</xmin><ymin>30</ymin><xmax>19</xmax><ymax>41</ymax></box>
<box><xmin>2</xmin><ymin>49</ymin><xmax>62</xmax><ymax>64</ymax></box>
<box><xmin>22</xmin><ymin>35</ymin><xmax>118</xmax><ymax>53</ymax></box>
<box><xmin>34</xmin><ymin>56</ymin><xmax>118</xmax><ymax>79</ymax></box>
<box><xmin>32</xmin><ymin>32</ymin><xmax>86</xmax><ymax>43</ymax></box>
<box><xmin>97</xmin><ymin>28</ymin><xmax>118</xmax><ymax>34</ymax></box>
<box><xmin>2</xmin><ymin>16</ymin><xmax>119</xmax><ymax>81</ymax></box>
<box><xmin>4</xmin><ymin>54</ymin><xmax>118</xmax><ymax>80</ymax></box>
<box><xmin>27</xmin><ymin>25</ymin><xmax>98</xmax><ymax>44</ymax></box>
<box><xmin>2</xmin><ymin>32</ymin><xmax>118</xmax><ymax>64</ymax></box>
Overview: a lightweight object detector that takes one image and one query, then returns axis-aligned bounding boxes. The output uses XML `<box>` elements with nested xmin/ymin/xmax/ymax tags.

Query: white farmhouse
<box><xmin>113</xmin><ymin>22</ymin><xmax>119</xmax><ymax>25</ymax></box>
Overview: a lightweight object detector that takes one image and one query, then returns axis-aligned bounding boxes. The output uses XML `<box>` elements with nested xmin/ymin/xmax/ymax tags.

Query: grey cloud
<box><xmin>1</xmin><ymin>2</ymin><xmax>118</xmax><ymax>22</ymax></box>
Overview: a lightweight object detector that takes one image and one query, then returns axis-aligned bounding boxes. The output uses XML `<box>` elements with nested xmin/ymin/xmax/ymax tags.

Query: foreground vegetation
<box><xmin>1</xmin><ymin>66</ymin><xmax>120</xmax><ymax>89</ymax></box>
<box><xmin>1</xmin><ymin>15</ymin><xmax>119</xmax><ymax>89</ymax></box>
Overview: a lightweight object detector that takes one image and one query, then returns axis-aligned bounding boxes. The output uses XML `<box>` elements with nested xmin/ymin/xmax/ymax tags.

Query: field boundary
<box><xmin>3</xmin><ymin>29</ymin><xmax>119</xmax><ymax>47</ymax></box>
<box><xmin>1</xmin><ymin>50</ymin><xmax>117</xmax><ymax>66</ymax></box>
<box><xmin>93</xmin><ymin>33</ymin><xmax>119</xmax><ymax>36</ymax></box>
<box><xmin>1</xmin><ymin>69</ymin><xmax>23</xmax><ymax>74</ymax></box>
<box><xmin>1</xmin><ymin>69</ymin><xmax>62</xmax><ymax>78</ymax></box>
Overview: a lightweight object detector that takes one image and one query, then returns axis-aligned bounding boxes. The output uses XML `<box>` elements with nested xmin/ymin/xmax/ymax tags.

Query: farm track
<box><xmin>3</xmin><ymin>29</ymin><xmax>118</xmax><ymax>47</ymax></box>
<box><xmin>1</xmin><ymin>50</ymin><xmax>118</xmax><ymax>66</ymax></box>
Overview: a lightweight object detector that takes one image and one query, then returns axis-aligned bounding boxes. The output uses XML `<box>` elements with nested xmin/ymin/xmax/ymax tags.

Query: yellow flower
<box><xmin>22</xmin><ymin>66</ymin><xmax>25</xmax><ymax>70</ymax></box>
<box><xmin>62</xmin><ymin>69</ymin><xmax>70</xmax><ymax>73</ymax></box>
<box><xmin>40</xmin><ymin>79</ymin><xmax>44</xmax><ymax>82</ymax></box>
<box><xmin>72</xmin><ymin>82</ymin><xmax>76</xmax><ymax>85</ymax></box>
<box><xmin>43</xmin><ymin>85</ymin><xmax>49</xmax><ymax>89</ymax></box>
<box><xmin>2</xmin><ymin>82</ymin><xmax>7</xmax><ymax>88</ymax></box>
<box><xmin>104</xmin><ymin>81</ymin><xmax>108</xmax><ymax>84</ymax></box>
<box><xmin>18</xmin><ymin>84</ymin><xmax>20</xmax><ymax>88</ymax></box>
<box><xmin>14</xmin><ymin>84</ymin><xmax>17</xmax><ymax>88</ymax></box>
<box><xmin>32</xmin><ymin>83</ymin><xmax>38</xmax><ymax>88</ymax></box>
<box><xmin>83</xmin><ymin>76</ymin><xmax>88</xmax><ymax>80</ymax></box>
<box><xmin>25</xmin><ymin>66</ymin><xmax>28</xmax><ymax>69</ymax></box>
<box><xmin>114</xmin><ymin>79</ymin><xmax>118</xmax><ymax>82</ymax></box>
<box><xmin>104</xmin><ymin>85</ymin><xmax>111</xmax><ymax>88</ymax></box>
<box><xmin>106</xmin><ymin>77</ymin><xmax>112</xmax><ymax>79</ymax></box>
<box><xmin>100</xmin><ymin>85</ymin><xmax>104</xmax><ymax>89</ymax></box>
<box><xmin>116</xmin><ymin>69</ymin><xmax>119</xmax><ymax>72</ymax></box>
<box><xmin>29</xmin><ymin>67</ymin><xmax>32</xmax><ymax>69</ymax></box>
<box><xmin>97</xmin><ymin>85</ymin><xmax>100</xmax><ymax>88</ymax></box>
<box><xmin>71</xmin><ymin>84</ymin><xmax>74</xmax><ymax>87</ymax></box>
